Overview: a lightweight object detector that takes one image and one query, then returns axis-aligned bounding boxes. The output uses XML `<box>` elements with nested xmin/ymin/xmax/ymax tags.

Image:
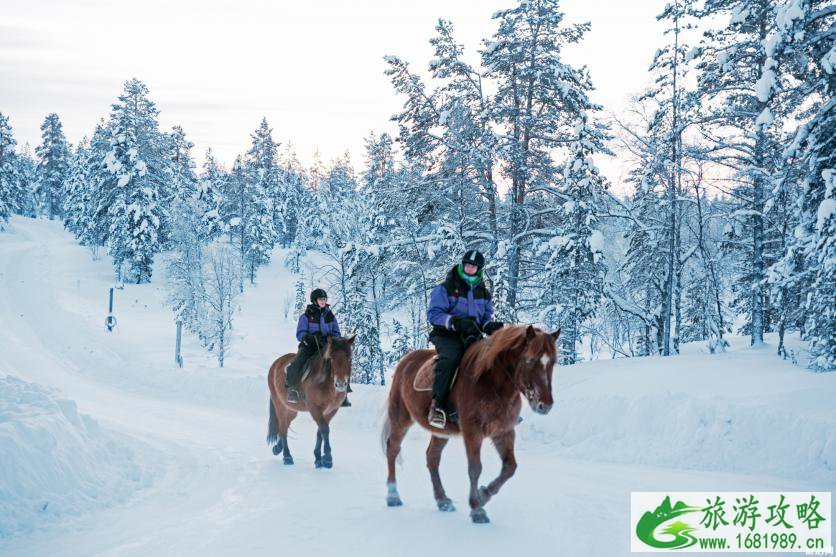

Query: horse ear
<box><xmin>345</xmin><ymin>334</ymin><xmax>356</xmax><ymax>344</ymax></box>
<box><xmin>551</xmin><ymin>328</ymin><xmax>561</xmax><ymax>341</ymax></box>
<box><xmin>526</xmin><ymin>325</ymin><xmax>536</xmax><ymax>341</ymax></box>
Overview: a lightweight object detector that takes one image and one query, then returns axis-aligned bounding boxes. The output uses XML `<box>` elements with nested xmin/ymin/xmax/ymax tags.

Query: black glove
<box><xmin>452</xmin><ymin>317</ymin><xmax>481</xmax><ymax>338</ymax></box>
<box><xmin>482</xmin><ymin>321</ymin><xmax>504</xmax><ymax>336</ymax></box>
<box><xmin>304</xmin><ymin>331</ymin><xmax>325</xmax><ymax>346</ymax></box>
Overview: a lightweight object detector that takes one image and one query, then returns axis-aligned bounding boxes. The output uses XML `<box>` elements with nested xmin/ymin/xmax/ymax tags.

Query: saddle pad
<box><xmin>413</xmin><ymin>356</ymin><xmax>458</xmax><ymax>392</ymax></box>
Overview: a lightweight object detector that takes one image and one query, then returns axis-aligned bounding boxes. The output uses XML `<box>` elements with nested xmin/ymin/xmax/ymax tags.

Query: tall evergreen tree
<box><xmin>540</xmin><ymin>116</ymin><xmax>608</xmax><ymax>364</ymax></box>
<box><xmin>197</xmin><ymin>149</ymin><xmax>225</xmax><ymax>242</ymax></box>
<box><xmin>0</xmin><ymin>113</ymin><xmax>21</xmax><ymax>228</ymax></box>
<box><xmin>35</xmin><ymin>113</ymin><xmax>71</xmax><ymax>220</ymax></box>
<box><xmin>769</xmin><ymin>0</ymin><xmax>835</xmax><ymax>370</ymax></box>
<box><xmin>247</xmin><ymin>118</ymin><xmax>284</xmax><ymax>241</ymax></box>
<box><xmin>103</xmin><ymin>79</ymin><xmax>167</xmax><ymax>283</ymax></box>
<box><xmin>483</xmin><ymin>0</ymin><xmax>601</xmax><ymax>315</ymax></box>
<box><xmin>692</xmin><ymin>0</ymin><xmax>787</xmax><ymax>345</ymax></box>
<box><xmin>62</xmin><ymin>138</ymin><xmax>90</xmax><ymax>237</ymax></box>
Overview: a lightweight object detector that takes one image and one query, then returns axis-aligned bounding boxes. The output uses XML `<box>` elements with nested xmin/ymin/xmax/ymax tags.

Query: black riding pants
<box><xmin>430</xmin><ymin>330</ymin><xmax>466</xmax><ymax>407</ymax></box>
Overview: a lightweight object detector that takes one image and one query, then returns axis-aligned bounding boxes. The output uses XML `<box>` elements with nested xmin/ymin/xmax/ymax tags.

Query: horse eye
<box><xmin>526</xmin><ymin>358</ymin><xmax>535</xmax><ymax>366</ymax></box>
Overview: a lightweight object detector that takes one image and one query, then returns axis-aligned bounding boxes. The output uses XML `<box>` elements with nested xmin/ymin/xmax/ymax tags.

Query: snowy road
<box><xmin>1</xmin><ymin>218</ymin><xmax>831</xmax><ymax>556</ymax></box>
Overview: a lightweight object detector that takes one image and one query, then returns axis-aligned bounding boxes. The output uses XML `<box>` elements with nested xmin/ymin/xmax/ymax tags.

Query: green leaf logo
<box><xmin>636</xmin><ymin>496</ymin><xmax>701</xmax><ymax>549</ymax></box>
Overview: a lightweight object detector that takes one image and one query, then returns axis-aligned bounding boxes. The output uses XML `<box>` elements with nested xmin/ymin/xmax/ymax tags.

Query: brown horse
<box><xmin>382</xmin><ymin>325</ymin><xmax>559</xmax><ymax>523</ymax></box>
<box><xmin>267</xmin><ymin>335</ymin><xmax>355</xmax><ymax>468</ymax></box>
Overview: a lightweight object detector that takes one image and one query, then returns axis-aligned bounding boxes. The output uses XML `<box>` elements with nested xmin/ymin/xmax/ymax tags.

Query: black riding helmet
<box><xmin>461</xmin><ymin>249</ymin><xmax>485</xmax><ymax>272</ymax></box>
<box><xmin>310</xmin><ymin>288</ymin><xmax>328</xmax><ymax>303</ymax></box>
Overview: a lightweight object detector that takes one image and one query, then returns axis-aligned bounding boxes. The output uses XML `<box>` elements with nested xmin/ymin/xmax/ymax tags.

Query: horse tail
<box><xmin>266</xmin><ymin>398</ymin><xmax>279</xmax><ymax>446</ymax></box>
<box><xmin>380</xmin><ymin>413</ymin><xmax>391</xmax><ymax>457</ymax></box>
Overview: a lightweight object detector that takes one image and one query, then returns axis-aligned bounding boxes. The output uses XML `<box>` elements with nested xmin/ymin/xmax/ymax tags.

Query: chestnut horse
<box><xmin>382</xmin><ymin>325</ymin><xmax>559</xmax><ymax>524</ymax></box>
<box><xmin>267</xmin><ymin>335</ymin><xmax>355</xmax><ymax>468</ymax></box>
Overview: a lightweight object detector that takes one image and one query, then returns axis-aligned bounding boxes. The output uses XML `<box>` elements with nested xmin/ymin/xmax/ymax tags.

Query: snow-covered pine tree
<box><xmin>167</xmin><ymin>126</ymin><xmax>198</xmax><ymax>204</ymax></box>
<box><xmin>539</xmin><ymin>116</ymin><xmax>608</xmax><ymax>364</ymax></box>
<box><xmin>275</xmin><ymin>144</ymin><xmax>305</xmax><ymax>248</ymax></box>
<box><xmin>243</xmin><ymin>185</ymin><xmax>275</xmax><ymax>285</ymax></box>
<box><xmin>221</xmin><ymin>154</ymin><xmax>274</xmax><ymax>286</ymax></box>
<box><xmin>197</xmin><ymin>149</ymin><xmax>225</xmax><ymax>242</ymax></box>
<box><xmin>12</xmin><ymin>143</ymin><xmax>39</xmax><ymax>219</ymax></box>
<box><xmin>636</xmin><ymin>0</ymin><xmax>701</xmax><ymax>355</ymax></box>
<box><xmin>80</xmin><ymin>122</ymin><xmax>113</xmax><ymax>253</ymax></box>
<box><xmin>768</xmin><ymin>0</ymin><xmax>835</xmax><ymax>370</ymax></box>
<box><xmin>0</xmin><ymin>112</ymin><xmax>22</xmax><ymax>228</ymax></box>
<box><xmin>294</xmin><ymin>278</ymin><xmax>306</xmax><ymax>317</ymax></box>
<box><xmin>103</xmin><ymin>79</ymin><xmax>167</xmax><ymax>283</ymax></box>
<box><xmin>221</xmin><ymin>156</ymin><xmax>249</xmax><ymax>290</ymax></box>
<box><xmin>692</xmin><ymin>0</ymin><xmax>788</xmax><ymax>345</ymax></box>
<box><xmin>62</xmin><ymin>138</ymin><xmax>90</xmax><ymax>237</ymax></box>
<box><xmin>246</xmin><ymin>118</ymin><xmax>283</xmax><ymax>244</ymax></box>
<box><xmin>384</xmin><ymin>19</ymin><xmax>500</xmax><ymax>308</ymax></box>
<box><xmin>295</xmin><ymin>175</ymin><xmax>329</xmax><ymax>252</ymax></box>
<box><xmin>387</xmin><ymin>319</ymin><xmax>411</xmax><ymax>367</ymax></box>
<box><xmin>482</xmin><ymin>0</ymin><xmax>601</xmax><ymax>315</ymax></box>
<box><xmin>343</xmin><ymin>244</ymin><xmax>387</xmax><ymax>385</ymax></box>
<box><xmin>35</xmin><ymin>113</ymin><xmax>71</xmax><ymax>220</ymax></box>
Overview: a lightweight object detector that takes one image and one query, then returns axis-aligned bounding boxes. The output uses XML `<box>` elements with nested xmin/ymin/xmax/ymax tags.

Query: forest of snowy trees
<box><xmin>0</xmin><ymin>0</ymin><xmax>833</xmax><ymax>375</ymax></box>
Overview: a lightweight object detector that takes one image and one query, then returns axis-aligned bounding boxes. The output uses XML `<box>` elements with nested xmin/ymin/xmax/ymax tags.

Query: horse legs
<box><xmin>463</xmin><ymin>432</ymin><xmax>489</xmax><ymax>523</ymax></box>
<box><xmin>311</xmin><ymin>409</ymin><xmax>333</xmax><ymax>469</ymax></box>
<box><xmin>384</xmin><ymin>406</ymin><xmax>412</xmax><ymax>507</ymax></box>
<box><xmin>426</xmin><ymin>435</ymin><xmax>454</xmax><ymax>511</ymax></box>
<box><xmin>321</xmin><ymin>409</ymin><xmax>337</xmax><ymax>468</ymax></box>
<box><xmin>277</xmin><ymin>404</ymin><xmax>296</xmax><ymax>465</ymax></box>
<box><xmin>477</xmin><ymin>430</ymin><xmax>517</xmax><ymax>507</ymax></box>
<box><xmin>314</xmin><ymin>430</ymin><xmax>323</xmax><ymax>468</ymax></box>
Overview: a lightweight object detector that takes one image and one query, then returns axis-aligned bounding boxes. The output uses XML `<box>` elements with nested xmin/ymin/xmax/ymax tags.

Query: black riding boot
<box><xmin>428</xmin><ymin>331</ymin><xmax>465</xmax><ymax>427</ymax></box>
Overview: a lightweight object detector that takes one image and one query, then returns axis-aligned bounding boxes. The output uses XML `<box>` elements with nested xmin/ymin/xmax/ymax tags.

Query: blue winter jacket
<box><xmin>296</xmin><ymin>304</ymin><xmax>342</xmax><ymax>342</ymax></box>
<box><xmin>427</xmin><ymin>266</ymin><xmax>493</xmax><ymax>331</ymax></box>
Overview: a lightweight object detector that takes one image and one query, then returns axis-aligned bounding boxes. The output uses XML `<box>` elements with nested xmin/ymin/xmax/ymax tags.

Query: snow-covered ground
<box><xmin>0</xmin><ymin>216</ymin><xmax>833</xmax><ymax>556</ymax></box>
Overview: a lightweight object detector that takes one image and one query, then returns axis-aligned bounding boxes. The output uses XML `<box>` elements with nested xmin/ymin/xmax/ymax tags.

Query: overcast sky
<box><xmin>1</xmin><ymin>0</ymin><xmax>668</xmax><ymax>187</ymax></box>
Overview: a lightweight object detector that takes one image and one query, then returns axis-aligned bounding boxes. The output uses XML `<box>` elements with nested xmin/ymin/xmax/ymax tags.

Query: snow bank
<box><xmin>518</xmin><ymin>344</ymin><xmax>836</xmax><ymax>484</ymax></box>
<box><xmin>529</xmin><ymin>390</ymin><xmax>835</xmax><ymax>482</ymax></box>
<box><xmin>0</xmin><ymin>376</ymin><xmax>156</xmax><ymax>538</ymax></box>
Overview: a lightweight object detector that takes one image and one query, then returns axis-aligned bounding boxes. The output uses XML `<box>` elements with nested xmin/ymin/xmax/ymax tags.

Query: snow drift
<box><xmin>0</xmin><ymin>375</ymin><xmax>155</xmax><ymax>538</ymax></box>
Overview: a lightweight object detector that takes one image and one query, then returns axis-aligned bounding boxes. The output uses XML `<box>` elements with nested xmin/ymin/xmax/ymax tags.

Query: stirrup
<box><xmin>287</xmin><ymin>389</ymin><xmax>300</xmax><ymax>403</ymax></box>
<box><xmin>428</xmin><ymin>407</ymin><xmax>447</xmax><ymax>429</ymax></box>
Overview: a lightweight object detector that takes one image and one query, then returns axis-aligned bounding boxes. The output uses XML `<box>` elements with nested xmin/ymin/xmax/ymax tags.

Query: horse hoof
<box><xmin>437</xmin><ymin>498</ymin><xmax>455</xmax><ymax>512</ymax></box>
<box><xmin>271</xmin><ymin>444</ymin><xmax>282</xmax><ymax>456</ymax></box>
<box><xmin>283</xmin><ymin>456</ymin><xmax>294</xmax><ymax>465</ymax></box>
<box><xmin>470</xmin><ymin>508</ymin><xmax>490</xmax><ymax>524</ymax></box>
<box><xmin>322</xmin><ymin>457</ymin><xmax>333</xmax><ymax>469</ymax></box>
<box><xmin>314</xmin><ymin>458</ymin><xmax>323</xmax><ymax>468</ymax></box>
<box><xmin>478</xmin><ymin>486</ymin><xmax>491</xmax><ymax>505</ymax></box>
<box><xmin>386</xmin><ymin>496</ymin><xmax>403</xmax><ymax>507</ymax></box>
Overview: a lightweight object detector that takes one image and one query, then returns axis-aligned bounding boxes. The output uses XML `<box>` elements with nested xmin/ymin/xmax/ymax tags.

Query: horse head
<box><xmin>477</xmin><ymin>325</ymin><xmax>560</xmax><ymax>415</ymax></box>
<box><xmin>513</xmin><ymin>325</ymin><xmax>560</xmax><ymax>415</ymax></box>
<box><xmin>323</xmin><ymin>335</ymin><xmax>355</xmax><ymax>392</ymax></box>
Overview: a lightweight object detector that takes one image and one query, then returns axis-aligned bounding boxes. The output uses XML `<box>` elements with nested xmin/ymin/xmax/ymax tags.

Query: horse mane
<box><xmin>461</xmin><ymin>326</ymin><xmax>554</xmax><ymax>380</ymax></box>
<box><xmin>323</xmin><ymin>337</ymin><xmax>353</xmax><ymax>359</ymax></box>
<box><xmin>313</xmin><ymin>337</ymin><xmax>353</xmax><ymax>381</ymax></box>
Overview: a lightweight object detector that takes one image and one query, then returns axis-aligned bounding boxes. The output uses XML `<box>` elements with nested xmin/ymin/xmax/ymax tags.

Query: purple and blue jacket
<box><xmin>427</xmin><ymin>266</ymin><xmax>493</xmax><ymax>332</ymax></box>
<box><xmin>296</xmin><ymin>304</ymin><xmax>342</xmax><ymax>342</ymax></box>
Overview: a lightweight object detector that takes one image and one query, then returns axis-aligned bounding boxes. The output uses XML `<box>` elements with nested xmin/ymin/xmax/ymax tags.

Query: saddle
<box><xmin>413</xmin><ymin>355</ymin><xmax>459</xmax><ymax>392</ymax></box>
